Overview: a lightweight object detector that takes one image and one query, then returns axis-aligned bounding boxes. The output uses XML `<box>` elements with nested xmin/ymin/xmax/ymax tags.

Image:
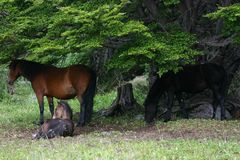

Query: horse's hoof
<box><xmin>33</xmin><ymin>121</ymin><xmax>43</xmax><ymax>126</ymax></box>
<box><xmin>33</xmin><ymin>121</ymin><xmax>41</xmax><ymax>126</ymax></box>
<box><xmin>183</xmin><ymin>115</ymin><xmax>189</xmax><ymax>119</ymax></box>
<box><xmin>76</xmin><ymin>122</ymin><xmax>85</xmax><ymax>127</ymax></box>
<box><xmin>145</xmin><ymin>121</ymin><xmax>155</xmax><ymax>126</ymax></box>
<box><xmin>180</xmin><ymin>112</ymin><xmax>189</xmax><ymax>119</ymax></box>
<box><xmin>163</xmin><ymin>117</ymin><xmax>171</xmax><ymax>122</ymax></box>
<box><xmin>221</xmin><ymin>117</ymin><xmax>227</xmax><ymax>120</ymax></box>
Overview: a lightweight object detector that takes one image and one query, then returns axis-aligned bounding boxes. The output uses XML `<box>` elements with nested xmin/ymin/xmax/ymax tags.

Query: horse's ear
<box><xmin>8</xmin><ymin>59</ymin><xmax>14</xmax><ymax>68</ymax></box>
<box><xmin>10</xmin><ymin>57</ymin><xmax>17</xmax><ymax>63</ymax></box>
<box><xmin>60</xmin><ymin>100</ymin><xmax>67</xmax><ymax>106</ymax></box>
<box><xmin>8</xmin><ymin>58</ymin><xmax>18</xmax><ymax>69</ymax></box>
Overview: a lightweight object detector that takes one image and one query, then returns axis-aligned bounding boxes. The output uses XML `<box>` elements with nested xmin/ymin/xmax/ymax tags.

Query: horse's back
<box><xmin>67</xmin><ymin>64</ymin><xmax>95</xmax><ymax>95</ymax></box>
<box><xmin>162</xmin><ymin>63</ymin><xmax>226</xmax><ymax>93</ymax></box>
<box><xmin>202</xmin><ymin>63</ymin><xmax>226</xmax><ymax>83</ymax></box>
<box><xmin>36</xmin><ymin>64</ymin><xmax>95</xmax><ymax>99</ymax></box>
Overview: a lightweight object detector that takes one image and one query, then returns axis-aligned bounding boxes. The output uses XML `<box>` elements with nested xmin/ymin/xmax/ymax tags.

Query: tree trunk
<box><xmin>102</xmin><ymin>83</ymin><xmax>142</xmax><ymax>116</ymax></box>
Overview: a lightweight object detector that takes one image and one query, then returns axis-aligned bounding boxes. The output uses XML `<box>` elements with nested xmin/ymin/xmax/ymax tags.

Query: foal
<box><xmin>33</xmin><ymin>101</ymin><xmax>74</xmax><ymax>139</ymax></box>
<box><xmin>53</xmin><ymin>101</ymin><xmax>73</xmax><ymax>120</ymax></box>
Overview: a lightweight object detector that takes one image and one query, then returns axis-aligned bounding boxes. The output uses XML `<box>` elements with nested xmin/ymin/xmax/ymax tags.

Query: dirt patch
<box><xmin>2</xmin><ymin>120</ymin><xmax>240</xmax><ymax>141</ymax></box>
<box><xmin>59</xmin><ymin>122</ymin><xmax>240</xmax><ymax>141</ymax></box>
<box><xmin>1</xmin><ymin>128</ymin><xmax>35</xmax><ymax>139</ymax></box>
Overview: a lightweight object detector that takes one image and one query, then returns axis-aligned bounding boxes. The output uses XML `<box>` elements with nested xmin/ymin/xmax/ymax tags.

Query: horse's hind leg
<box><xmin>77</xmin><ymin>96</ymin><xmax>87</xmax><ymax>127</ymax></box>
<box><xmin>163</xmin><ymin>90</ymin><xmax>174</xmax><ymax>122</ymax></box>
<box><xmin>176</xmin><ymin>93</ymin><xmax>188</xmax><ymax>119</ymax></box>
<box><xmin>77</xmin><ymin>95</ymin><xmax>93</xmax><ymax>126</ymax></box>
<box><xmin>86</xmin><ymin>96</ymin><xmax>93</xmax><ymax>123</ymax></box>
<box><xmin>212</xmin><ymin>98</ymin><xmax>217</xmax><ymax>119</ymax></box>
<box><xmin>36</xmin><ymin>94</ymin><xmax>44</xmax><ymax>125</ymax></box>
<box><xmin>47</xmin><ymin>97</ymin><xmax>54</xmax><ymax>117</ymax></box>
<box><xmin>212</xmin><ymin>88</ymin><xmax>226</xmax><ymax>120</ymax></box>
<box><xmin>83</xmin><ymin>75</ymin><xmax>96</xmax><ymax>124</ymax></box>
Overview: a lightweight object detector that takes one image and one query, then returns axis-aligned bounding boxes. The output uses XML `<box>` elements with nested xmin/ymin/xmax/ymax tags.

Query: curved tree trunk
<box><xmin>102</xmin><ymin>83</ymin><xmax>142</xmax><ymax>116</ymax></box>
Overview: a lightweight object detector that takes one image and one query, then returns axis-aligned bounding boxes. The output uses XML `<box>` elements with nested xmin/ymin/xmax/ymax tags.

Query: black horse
<box><xmin>144</xmin><ymin>63</ymin><xmax>228</xmax><ymax>123</ymax></box>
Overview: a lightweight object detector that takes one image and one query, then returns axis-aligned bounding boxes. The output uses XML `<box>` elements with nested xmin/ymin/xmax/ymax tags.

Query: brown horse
<box><xmin>7</xmin><ymin>59</ymin><xmax>96</xmax><ymax>126</ymax></box>
<box><xmin>53</xmin><ymin>100</ymin><xmax>73</xmax><ymax>120</ymax></box>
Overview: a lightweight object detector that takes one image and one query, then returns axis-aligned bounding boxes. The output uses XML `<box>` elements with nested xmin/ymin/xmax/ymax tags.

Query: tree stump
<box><xmin>102</xmin><ymin>83</ymin><xmax>142</xmax><ymax>116</ymax></box>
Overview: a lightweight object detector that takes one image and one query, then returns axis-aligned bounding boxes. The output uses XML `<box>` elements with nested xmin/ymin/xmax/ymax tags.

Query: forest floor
<box><xmin>1</xmin><ymin>110</ymin><xmax>240</xmax><ymax>160</ymax></box>
<box><xmin>1</xmin><ymin>90</ymin><xmax>240</xmax><ymax>159</ymax></box>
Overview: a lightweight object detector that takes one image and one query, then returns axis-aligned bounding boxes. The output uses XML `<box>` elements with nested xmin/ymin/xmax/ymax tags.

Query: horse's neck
<box><xmin>21</xmin><ymin>63</ymin><xmax>46</xmax><ymax>81</ymax></box>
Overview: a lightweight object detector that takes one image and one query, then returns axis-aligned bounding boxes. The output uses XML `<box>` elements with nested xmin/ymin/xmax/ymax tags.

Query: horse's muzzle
<box><xmin>7</xmin><ymin>80</ymin><xmax>14</xmax><ymax>95</ymax></box>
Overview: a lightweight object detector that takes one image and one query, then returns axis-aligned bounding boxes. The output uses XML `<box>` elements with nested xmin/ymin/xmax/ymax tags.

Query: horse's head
<box><xmin>53</xmin><ymin>101</ymin><xmax>73</xmax><ymax>120</ymax></box>
<box><xmin>7</xmin><ymin>60</ymin><xmax>22</xmax><ymax>94</ymax></box>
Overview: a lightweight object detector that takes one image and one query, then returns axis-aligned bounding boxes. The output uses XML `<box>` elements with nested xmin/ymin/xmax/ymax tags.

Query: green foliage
<box><xmin>1</xmin><ymin>96</ymin><xmax>240</xmax><ymax>160</ymax></box>
<box><xmin>0</xmin><ymin>0</ymin><xmax>199</xmax><ymax>75</ymax></box>
<box><xmin>109</xmin><ymin>27</ymin><xmax>200</xmax><ymax>74</ymax></box>
<box><xmin>0</xmin><ymin>0</ymin><xmax>150</xmax><ymax>64</ymax></box>
<box><xmin>0</xmin><ymin>67</ymin><xmax>8</xmax><ymax>101</ymax></box>
<box><xmin>206</xmin><ymin>3</ymin><xmax>240</xmax><ymax>43</ymax></box>
<box><xmin>1</xmin><ymin>135</ymin><xmax>240</xmax><ymax>159</ymax></box>
<box><xmin>163</xmin><ymin>0</ymin><xmax>180</xmax><ymax>6</ymax></box>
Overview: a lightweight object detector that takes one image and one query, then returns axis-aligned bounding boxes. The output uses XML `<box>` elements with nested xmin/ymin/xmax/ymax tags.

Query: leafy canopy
<box><xmin>206</xmin><ymin>3</ymin><xmax>240</xmax><ymax>43</ymax></box>
<box><xmin>0</xmin><ymin>0</ymin><xmax>199</xmax><ymax>74</ymax></box>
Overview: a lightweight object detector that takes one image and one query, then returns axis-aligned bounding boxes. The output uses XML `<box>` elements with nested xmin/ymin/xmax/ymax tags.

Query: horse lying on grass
<box><xmin>33</xmin><ymin>101</ymin><xmax>74</xmax><ymax>139</ymax></box>
<box><xmin>144</xmin><ymin>63</ymin><xmax>228</xmax><ymax>123</ymax></box>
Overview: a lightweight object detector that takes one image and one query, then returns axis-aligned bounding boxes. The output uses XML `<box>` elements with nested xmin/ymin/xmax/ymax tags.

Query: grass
<box><xmin>0</xmin><ymin>137</ymin><xmax>240</xmax><ymax>159</ymax></box>
<box><xmin>1</xmin><ymin>80</ymin><xmax>240</xmax><ymax>159</ymax></box>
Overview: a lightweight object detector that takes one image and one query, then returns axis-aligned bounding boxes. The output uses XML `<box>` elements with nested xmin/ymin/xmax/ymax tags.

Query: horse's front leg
<box><xmin>47</xmin><ymin>96</ymin><xmax>54</xmax><ymax>117</ymax></box>
<box><xmin>144</xmin><ymin>91</ymin><xmax>162</xmax><ymax>123</ymax></box>
<box><xmin>36</xmin><ymin>94</ymin><xmax>44</xmax><ymax>125</ymax></box>
<box><xmin>163</xmin><ymin>90</ymin><xmax>174</xmax><ymax>122</ymax></box>
<box><xmin>212</xmin><ymin>88</ymin><xmax>226</xmax><ymax>120</ymax></box>
<box><xmin>176</xmin><ymin>93</ymin><xmax>188</xmax><ymax>119</ymax></box>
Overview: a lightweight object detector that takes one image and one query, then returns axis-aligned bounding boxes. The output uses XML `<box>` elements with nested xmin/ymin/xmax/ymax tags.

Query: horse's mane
<box><xmin>11</xmin><ymin>59</ymin><xmax>54</xmax><ymax>79</ymax></box>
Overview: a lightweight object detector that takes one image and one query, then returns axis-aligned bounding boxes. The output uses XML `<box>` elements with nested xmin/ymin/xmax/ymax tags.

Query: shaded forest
<box><xmin>1</xmin><ymin>0</ymin><xmax>240</xmax><ymax>117</ymax></box>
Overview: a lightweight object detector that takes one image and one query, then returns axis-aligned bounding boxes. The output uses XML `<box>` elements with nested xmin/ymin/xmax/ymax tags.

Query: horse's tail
<box><xmin>225</xmin><ymin>58</ymin><xmax>240</xmax><ymax>90</ymax></box>
<box><xmin>226</xmin><ymin>58</ymin><xmax>240</xmax><ymax>76</ymax></box>
<box><xmin>221</xmin><ymin>68</ymin><xmax>229</xmax><ymax>98</ymax></box>
<box><xmin>87</xmin><ymin>70</ymin><xmax>97</xmax><ymax>98</ymax></box>
<box><xmin>82</xmin><ymin>70</ymin><xmax>97</xmax><ymax>123</ymax></box>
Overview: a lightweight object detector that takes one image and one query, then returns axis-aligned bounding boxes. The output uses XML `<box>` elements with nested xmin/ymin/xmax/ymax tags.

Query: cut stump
<box><xmin>102</xmin><ymin>83</ymin><xmax>142</xmax><ymax>116</ymax></box>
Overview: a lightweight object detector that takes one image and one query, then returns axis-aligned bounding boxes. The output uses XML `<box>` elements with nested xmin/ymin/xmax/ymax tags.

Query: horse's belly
<box><xmin>48</xmin><ymin>86</ymin><xmax>77</xmax><ymax>99</ymax></box>
<box><xmin>180</xmin><ymin>81</ymin><xmax>207</xmax><ymax>93</ymax></box>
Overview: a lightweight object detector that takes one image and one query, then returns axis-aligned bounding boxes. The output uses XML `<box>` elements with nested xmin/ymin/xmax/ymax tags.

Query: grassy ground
<box><xmin>1</xmin><ymin>81</ymin><xmax>240</xmax><ymax>159</ymax></box>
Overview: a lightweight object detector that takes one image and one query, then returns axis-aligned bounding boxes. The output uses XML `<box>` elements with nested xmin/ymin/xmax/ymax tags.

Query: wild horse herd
<box><xmin>7</xmin><ymin>59</ymin><xmax>230</xmax><ymax>139</ymax></box>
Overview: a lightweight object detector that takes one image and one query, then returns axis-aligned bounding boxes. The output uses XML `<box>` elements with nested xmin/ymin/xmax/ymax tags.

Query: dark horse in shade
<box><xmin>144</xmin><ymin>63</ymin><xmax>228</xmax><ymax>123</ymax></box>
<box><xmin>7</xmin><ymin>59</ymin><xmax>96</xmax><ymax>126</ymax></box>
